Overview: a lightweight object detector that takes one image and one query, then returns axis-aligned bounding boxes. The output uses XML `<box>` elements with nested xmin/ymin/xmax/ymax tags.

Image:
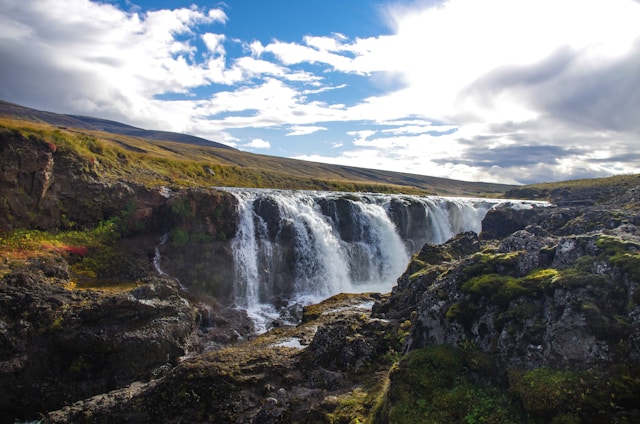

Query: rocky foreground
<box><xmin>1</xmin><ymin>127</ymin><xmax>640</xmax><ymax>423</ymax></box>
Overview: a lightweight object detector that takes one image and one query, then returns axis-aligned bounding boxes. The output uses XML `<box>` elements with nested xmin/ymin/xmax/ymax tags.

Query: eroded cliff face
<box><xmin>1</xmin><ymin>128</ymin><xmax>134</xmax><ymax>231</ymax></box>
<box><xmin>0</xmin><ymin>128</ymin><xmax>239</xmax><ymax>294</ymax></box>
<box><xmin>383</xmin><ymin>229</ymin><xmax>640</xmax><ymax>368</ymax></box>
<box><xmin>0</xmin><ymin>126</ymin><xmax>247</xmax><ymax>422</ymax></box>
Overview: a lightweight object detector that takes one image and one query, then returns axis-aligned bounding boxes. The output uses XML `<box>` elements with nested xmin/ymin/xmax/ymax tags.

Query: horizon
<box><xmin>1</xmin><ymin>0</ymin><xmax>639</xmax><ymax>185</ymax></box>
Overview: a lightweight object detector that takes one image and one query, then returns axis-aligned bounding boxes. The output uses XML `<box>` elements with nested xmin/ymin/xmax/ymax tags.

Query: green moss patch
<box><xmin>447</xmin><ymin>267</ymin><xmax>559</xmax><ymax>328</ymax></box>
<box><xmin>596</xmin><ymin>236</ymin><xmax>640</xmax><ymax>282</ymax></box>
<box><xmin>509</xmin><ymin>364</ymin><xmax>640</xmax><ymax>422</ymax></box>
<box><xmin>375</xmin><ymin>345</ymin><xmax>522</xmax><ymax>423</ymax></box>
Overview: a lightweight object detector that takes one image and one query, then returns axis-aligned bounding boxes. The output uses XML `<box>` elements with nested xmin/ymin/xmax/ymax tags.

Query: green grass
<box><xmin>375</xmin><ymin>346</ymin><xmax>640</xmax><ymax>423</ymax></box>
<box><xmin>509</xmin><ymin>364</ymin><xmax>640</xmax><ymax>422</ymax></box>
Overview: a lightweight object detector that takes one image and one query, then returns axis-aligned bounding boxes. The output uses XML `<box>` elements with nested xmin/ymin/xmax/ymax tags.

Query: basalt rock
<box><xmin>373</xmin><ymin>222</ymin><xmax>640</xmax><ymax>421</ymax></box>
<box><xmin>401</xmin><ymin>227</ymin><xmax>640</xmax><ymax>366</ymax></box>
<box><xmin>481</xmin><ymin>202</ymin><xmax>639</xmax><ymax>240</ymax></box>
<box><xmin>372</xmin><ymin>231</ymin><xmax>483</xmax><ymax>321</ymax></box>
<box><xmin>0</xmin><ymin>129</ymin><xmax>240</xmax><ymax>294</ymax></box>
<box><xmin>0</xmin><ymin>256</ymin><xmax>201</xmax><ymax>423</ymax></box>
<box><xmin>44</xmin><ymin>293</ymin><xmax>399</xmax><ymax>424</ymax></box>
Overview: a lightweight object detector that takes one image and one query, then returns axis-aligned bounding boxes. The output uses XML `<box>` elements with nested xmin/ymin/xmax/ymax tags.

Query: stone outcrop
<box><xmin>44</xmin><ymin>293</ymin><xmax>400</xmax><ymax>424</ymax></box>
<box><xmin>372</xmin><ymin>211</ymin><xmax>640</xmax><ymax>421</ymax></box>
<box><xmin>391</xmin><ymin>228</ymin><xmax>640</xmax><ymax>368</ymax></box>
<box><xmin>0</xmin><ymin>128</ymin><xmax>239</xmax><ymax>294</ymax></box>
<box><xmin>0</xmin><ymin>128</ymin><xmax>135</xmax><ymax>231</ymax></box>
<box><xmin>0</xmin><ymin>256</ymin><xmax>196</xmax><ymax>422</ymax></box>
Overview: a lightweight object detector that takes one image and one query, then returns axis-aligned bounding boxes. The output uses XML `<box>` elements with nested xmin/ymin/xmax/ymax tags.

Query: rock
<box><xmin>479</xmin><ymin>203</ymin><xmax>545</xmax><ymax>240</ymax></box>
<box><xmin>0</xmin><ymin>259</ymin><xmax>198</xmax><ymax>423</ymax></box>
<box><xmin>42</xmin><ymin>293</ymin><xmax>398</xmax><ymax>424</ymax></box>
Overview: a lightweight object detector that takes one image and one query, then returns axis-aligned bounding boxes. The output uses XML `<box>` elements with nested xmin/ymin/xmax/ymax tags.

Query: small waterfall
<box><xmin>222</xmin><ymin>188</ymin><xmax>543</xmax><ymax>331</ymax></box>
<box><xmin>153</xmin><ymin>233</ymin><xmax>169</xmax><ymax>276</ymax></box>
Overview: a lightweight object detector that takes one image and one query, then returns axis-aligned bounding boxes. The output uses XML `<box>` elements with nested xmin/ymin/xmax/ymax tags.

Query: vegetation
<box><xmin>509</xmin><ymin>364</ymin><xmax>640</xmax><ymax>422</ymax></box>
<box><xmin>0</xmin><ymin>217</ymin><xmax>146</xmax><ymax>288</ymax></box>
<box><xmin>506</xmin><ymin>173</ymin><xmax>640</xmax><ymax>207</ymax></box>
<box><xmin>517</xmin><ymin>174</ymin><xmax>640</xmax><ymax>192</ymax></box>
<box><xmin>596</xmin><ymin>235</ymin><xmax>640</xmax><ymax>282</ymax></box>
<box><xmin>374</xmin><ymin>345</ymin><xmax>522</xmax><ymax>423</ymax></box>
<box><xmin>371</xmin><ymin>345</ymin><xmax>640</xmax><ymax>423</ymax></box>
<box><xmin>3</xmin><ymin>105</ymin><xmax>640</xmax><ymax>422</ymax></box>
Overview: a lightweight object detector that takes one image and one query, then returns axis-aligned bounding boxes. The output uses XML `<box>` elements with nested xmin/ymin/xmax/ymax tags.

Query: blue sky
<box><xmin>1</xmin><ymin>0</ymin><xmax>640</xmax><ymax>184</ymax></box>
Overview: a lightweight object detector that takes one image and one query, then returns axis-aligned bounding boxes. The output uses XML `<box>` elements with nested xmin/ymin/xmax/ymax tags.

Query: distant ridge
<box><xmin>0</xmin><ymin>99</ymin><xmax>517</xmax><ymax>196</ymax></box>
<box><xmin>0</xmin><ymin>100</ymin><xmax>234</xmax><ymax>150</ymax></box>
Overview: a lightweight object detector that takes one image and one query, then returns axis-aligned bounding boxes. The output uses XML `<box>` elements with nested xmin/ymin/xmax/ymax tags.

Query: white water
<box><xmin>218</xmin><ymin>189</ymin><xmax>548</xmax><ymax>331</ymax></box>
<box><xmin>153</xmin><ymin>233</ymin><xmax>169</xmax><ymax>276</ymax></box>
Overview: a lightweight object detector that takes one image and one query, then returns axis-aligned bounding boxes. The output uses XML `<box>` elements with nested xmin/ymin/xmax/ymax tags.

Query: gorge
<box><xmin>1</xmin><ymin>116</ymin><xmax>640</xmax><ymax>423</ymax></box>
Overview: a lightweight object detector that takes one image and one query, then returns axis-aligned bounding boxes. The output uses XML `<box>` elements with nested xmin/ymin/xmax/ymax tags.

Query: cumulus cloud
<box><xmin>245</xmin><ymin>138</ymin><xmax>271</xmax><ymax>149</ymax></box>
<box><xmin>0</xmin><ymin>0</ymin><xmax>229</xmax><ymax>126</ymax></box>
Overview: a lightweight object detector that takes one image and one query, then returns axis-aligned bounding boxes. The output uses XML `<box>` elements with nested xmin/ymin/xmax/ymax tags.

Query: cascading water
<box><xmin>222</xmin><ymin>188</ymin><xmax>543</xmax><ymax>331</ymax></box>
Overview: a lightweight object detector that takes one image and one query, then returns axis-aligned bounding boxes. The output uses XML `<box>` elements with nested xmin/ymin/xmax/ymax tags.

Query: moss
<box><xmin>461</xmin><ymin>251</ymin><xmax>523</xmax><ymax>282</ymax></box>
<box><xmin>550</xmin><ymin>267</ymin><xmax>607</xmax><ymax>289</ymax></box>
<box><xmin>69</xmin><ymin>355</ymin><xmax>91</xmax><ymax>374</ymax></box>
<box><xmin>70</xmin><ymin>246</ymin><xmax>147</xmax><ymax>283</ymax></box>
<box><xmin>376</xmin><ymin>346</ymin><xmax>522</xmax><ymax>423</ymax></box>
<box><xmin>596</xmin><ymin>236</ymin><xmax>640</xmax><ymax>282</ymax></box>
<box><xmin>509</xmin><ymin>364</ymin><xmax>640</xmax><ymax>422</ymax></box>
<box><xmin>509</xmin><ymin>368</ymin><xmax>579</xmax><ymax>418</ymax></box>
<box><xmin>579</xmin><ymin>301</ymin><xmax>631</xmax><ymax>343</ymax></box>
<box><xmin>49</xmin><ymin>316</ymin><xmax>64</xmax><ymax>331</ymax></box>
<box><xmin>496</xmin><ymin>302</ymin><xmax>538</xmax><ymax>330</ymax></box>
<box><xmin>170</xmin><ymin>229</ymin><xmax>190</xmax><ymax>248</ymax></box>
<box><xmin>462</xmin><ymin>268</ymin><xmax>555</xmax><ymax>308</ymax></box>
<box><xmin>327</xmin><ymin>378</ymin><xmax>389</xmax><ymax>424</ymax></box>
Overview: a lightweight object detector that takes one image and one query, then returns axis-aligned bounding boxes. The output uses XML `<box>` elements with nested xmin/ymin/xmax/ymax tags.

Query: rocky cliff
<box><xmin>0</xmin><ymin>126</ymin><xmax>240</xmax><ymax>295</ymax></box>
<box><xmin>0</xmin><ymin>124</ymin><xmax>250</xmax><ymax>422</ymax></box>
<box><xmin>373</xmin><ymin>192</ymin><xmax>640</xmax><ymax>422</ymax></box>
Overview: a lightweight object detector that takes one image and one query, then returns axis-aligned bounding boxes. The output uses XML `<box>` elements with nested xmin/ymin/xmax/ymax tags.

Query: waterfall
<box><xmin>222</xmin><ymin>188</ymin><xmax>543</xmax><ymax>331</ymax></box>
<box><xmin>153</xmin><ymin>233</ymin><xmax>169</xmax><ymax>276</ymax></box>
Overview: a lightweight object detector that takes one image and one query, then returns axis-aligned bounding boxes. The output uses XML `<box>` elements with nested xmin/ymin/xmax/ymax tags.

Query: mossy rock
<box><xmin>376</xmin><ymin>345</ymin><xmax>522</xmax><ymax>423</ymax></box>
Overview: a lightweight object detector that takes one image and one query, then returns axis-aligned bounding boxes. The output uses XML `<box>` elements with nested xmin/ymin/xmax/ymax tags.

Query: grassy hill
<box><xmin>0</xmin><ymin>100</ymin><xmax>515</xmax><ymax>196</ymax></box>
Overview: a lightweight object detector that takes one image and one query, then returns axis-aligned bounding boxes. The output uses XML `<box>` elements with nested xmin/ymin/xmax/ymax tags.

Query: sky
<box><xmin>1</xmin><ymin>0</ymin><xmax>639</xmax><ymax>185</ymax></box>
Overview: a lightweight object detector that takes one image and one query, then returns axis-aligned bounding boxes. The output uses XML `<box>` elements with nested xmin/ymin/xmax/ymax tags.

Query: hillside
<box><xmin>0</xmin><ymin>100</ymin><xmax>514</xmax><ymax>197</ymax></box>
<box><xmin>0</xmin><ymin>100</ymin><xmax>233</xmax><ymax>150</ymax></box>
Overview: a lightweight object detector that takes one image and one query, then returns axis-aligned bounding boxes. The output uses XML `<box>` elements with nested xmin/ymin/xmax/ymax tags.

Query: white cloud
<box><xmin>245</xmin><ymin>138</ymin><xmax>271</xmax><ymax>149</ymax></box>
<box><xmin>381</xmin><ymin>124</ymin><xmax>458</xmax><ymax>136</ymax></box>
<box><xmin>207</xmin><ymin>8</ymin><xmax>228</xmax><ymax>23</ymax></box>
<box><xmin>1</xmin><ymin>0</ymin><xmax>640</xmax><ymax>184</ymax></box>
<box><xmin>202</xmin><ymin>33</ymin><xmax>226</xmax><ymax>56</ymax></box>
<box><xmin>286</xmin><ymin>126</ymin><xmax>327</xmax><ymax>136</ymax></box>
<box><xmin>0</xmin><ymin>0</ymin><xmax>228</xmax><ymax>123</ymax></box>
